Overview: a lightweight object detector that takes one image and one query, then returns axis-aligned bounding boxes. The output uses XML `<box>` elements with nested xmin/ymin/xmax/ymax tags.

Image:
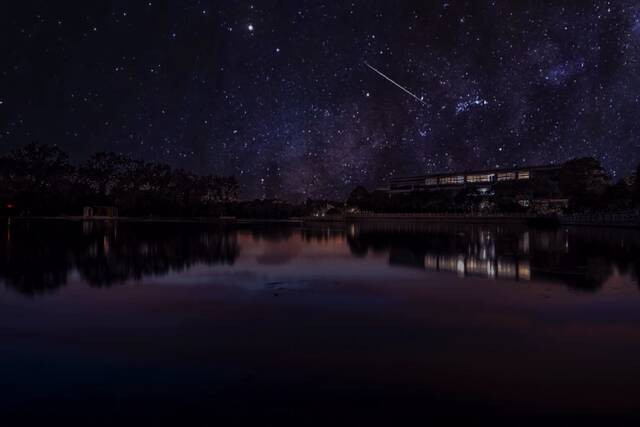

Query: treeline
<box><xmin>0</xmin><ymin>143</ymin><xmax>238</xmax><ymax>216</ymax></box>
<box><xmin>0</xmin><ymin>143</ymin><xmax>344</xmax><ymax>218</ymax></box>
<box><xmin>2</xmin><ymin>145</ymin><xmax>638</xmax><ymax>218</ymax></box>
<box><xmin>347</xmin><ymin>158</ymin><xmax>640</xmax><ymax>214</ymax></box>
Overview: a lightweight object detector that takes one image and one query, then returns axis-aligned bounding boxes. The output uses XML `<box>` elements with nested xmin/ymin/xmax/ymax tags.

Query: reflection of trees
<box><xmin>344</xmin><ymin>222</ymin><xmax>640</xmax><ymax>292</ymax></box>
<box><xmin>248</xmin><ymin>225</ymin><xmax>295</xmax><ymax>242</ymax></box>
<box><xmin>0</xmin><ymin>221</ymin><xmax>71</xmax><ymax>296</ymax></box>
<box><xmin>75</xmin><ymin>222</ymin><xmax>240</xmax><ymax>287</ymax></box>
<box><xmin>559</xmin><ymin>227</ymin><xmax>640</xmax><ymax>291</ymax></box>
<box><xmin>2</xmin><ymin>220</ymin><xmax>639</xmax><ymax>296</ymax></box>
<box><xmin>300</xmin><ymin>224</ymin><xmax>345</xmax><ymax>243</ymax></box>
<box><xmin>346</xmin><ymin>223</ymin><xmax>521</xmax><ymax>259</ymax></box>
<box><xmin>0</xmin><ymin>221</ymin><xmax>239</xmax><ymax>295</ymax></box>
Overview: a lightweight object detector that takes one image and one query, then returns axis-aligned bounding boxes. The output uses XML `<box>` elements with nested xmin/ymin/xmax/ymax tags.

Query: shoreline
<box><xmin>0</xmin><ymin>216</ymin><xmax>304</xmax><ymax>225</ymax></box>
<box><xmin>1</xmin><ymin>213</ymin><xmax>638</xmax><ymax>228</ymax></box>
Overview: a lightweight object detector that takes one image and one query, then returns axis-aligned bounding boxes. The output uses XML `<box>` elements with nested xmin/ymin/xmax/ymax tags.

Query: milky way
<box><xmin>1</xmin><ymin>1</ymin><xmax>640</xmax><ymax>199</ymax></box>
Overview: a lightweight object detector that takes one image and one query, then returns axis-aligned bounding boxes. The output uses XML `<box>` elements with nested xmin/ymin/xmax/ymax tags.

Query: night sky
<box><xmin>1</xmin><ymin>1</ymin><xmax>640</xmax><ymax>199</ymax></box>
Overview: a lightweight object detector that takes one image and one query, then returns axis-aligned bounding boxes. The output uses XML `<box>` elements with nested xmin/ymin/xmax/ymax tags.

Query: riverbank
<box><xmin>1</xmin><ymin>216</ymin><xmax>309</xmax><ymax>226</ymax></box>
<box><xmin>559</xmin><ymin>211</ymin><xmax>640</xmax><ymax>228</ymax></box>
<box><xmin>304</xmin><ymin>213</ymin><xmax>542</xmax><ymax>225</ymax></box>
<box><xmin>2</xmin><ymin>211</ymin><xmax>639</xmax><ymax>228</ymax></box>
<box><xmin>2</xmin><ymin>216</ymin><xmax>237</xmax><ymax>223</ymax></box>
<box><xmin>304</xmin><ymin>212</ymin><xmax>640</xmax><ymax>228</ymax></box>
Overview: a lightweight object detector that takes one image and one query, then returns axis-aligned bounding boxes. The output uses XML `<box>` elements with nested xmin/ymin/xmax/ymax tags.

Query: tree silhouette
<box><xmin>2</xmin><ymin>143</ymin><xmax>73</xmax><ymax>214</ymax></box>
<box><xmin>0</xmin><ymin>143</ymin><xmax>240</xmax><ymax>217</ymax></box>
<box><xmin>559</xmin><ymin>157</ymin><xmax>610</xmax><ymax>211</ymax></box>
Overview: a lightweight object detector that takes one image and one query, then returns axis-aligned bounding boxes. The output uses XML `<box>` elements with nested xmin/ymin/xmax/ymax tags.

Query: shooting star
<box><xmin>364</xmin><ymin>61</ymin><xmax>426</xmax><ymax>105</ymax></box>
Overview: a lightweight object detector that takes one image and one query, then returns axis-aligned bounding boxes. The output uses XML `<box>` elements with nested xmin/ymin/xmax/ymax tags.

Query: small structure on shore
<box><xmin>83</xmin><ymin>206</ymin><xmax>118</xmax><ymax>218</ymax></box>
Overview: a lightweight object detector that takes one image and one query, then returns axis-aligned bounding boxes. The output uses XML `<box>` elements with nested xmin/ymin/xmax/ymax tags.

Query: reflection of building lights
<box><xmin>520</xmin><ymin>232</ymin><xmax>530</xmax><ymax>253</ymax></box>
<box><xmin>457</xmin><ymin>256</ymin><xmax>465</xmax><ymax>277</ymax></box>
<box><xmin>487</xmin><ymin>261</ymin><xmax>496</xmax><ymax>278</ymax></box>
<box><xmin>424</xmin><ymin>255</ymin><xmax>438</xmax><ymax>270</ymax></box>
<box><xmin>518</xmin><ymin>261</ymin><xmax>531</xmax><ymax>280</ymax></box>
<box><xmin>422</xmin><ymin>252</ymin><xmax>531</xmax><ymax>283</ymax></box>
<box><xmin>497</xmin><ymin>259</ymin><xmax>517</xmax><ymax>278</ymax></box>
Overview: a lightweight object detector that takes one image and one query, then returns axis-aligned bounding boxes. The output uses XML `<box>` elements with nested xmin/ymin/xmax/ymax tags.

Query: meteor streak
<box><xmin>364</xmin><ymin>61</ymin><xmax>426</xmax><ymax>105</ymax></box>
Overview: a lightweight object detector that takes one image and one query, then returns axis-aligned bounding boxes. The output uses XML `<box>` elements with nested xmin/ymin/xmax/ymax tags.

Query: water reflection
<box><xmin>0</xmin><ymin>219</ymin><xmax>638</xmax><ymax>296</ymax></box>
<box><xmin>346</xmin><ymin>222</ymin><xmax>640</xmax><ymax>291</ymax></box>
<box><xmin>0</xmin><ymin>220</ymin><xmax>239</xmax><ymax>295</ymax></box>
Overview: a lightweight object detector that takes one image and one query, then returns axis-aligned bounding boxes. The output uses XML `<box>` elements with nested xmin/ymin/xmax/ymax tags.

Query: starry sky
<box><xmin>1</xmin><ymin>1</ymin><xmax>640</xmax><ymax>199</ymax></box>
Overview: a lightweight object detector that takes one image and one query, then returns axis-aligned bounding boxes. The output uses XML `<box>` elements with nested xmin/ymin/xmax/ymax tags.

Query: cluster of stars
<box><xmin>1</xmin><ymin>1</ymin><xmax>639</xmax><ymax>199</ymax></box>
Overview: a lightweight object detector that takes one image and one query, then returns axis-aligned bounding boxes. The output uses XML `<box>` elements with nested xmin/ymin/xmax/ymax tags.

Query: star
<box><xmin>0</xmin><ymin>1</ymin><xmax>637</xmax><ymax>200</ymax></box>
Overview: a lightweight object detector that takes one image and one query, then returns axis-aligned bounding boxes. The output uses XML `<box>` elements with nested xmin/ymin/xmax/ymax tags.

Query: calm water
<box><xmin>1</xmin><ymin>219</ymin><xmax>640</xmax><ymax>424</ymax></box>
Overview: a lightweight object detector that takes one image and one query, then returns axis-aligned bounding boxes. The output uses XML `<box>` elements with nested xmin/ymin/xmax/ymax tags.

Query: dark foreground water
<box><xmin>1</xmin><ymin>219</ymin><xmax>640</xmax><ymax>424</ymax></box>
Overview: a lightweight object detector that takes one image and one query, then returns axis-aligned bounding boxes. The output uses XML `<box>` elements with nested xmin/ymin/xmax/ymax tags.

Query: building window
<box><xmin>497</xmin><ymin>172</ymin><xmax>516</xmax><ymax>181</ymax></box>
<box><xmin>466</xmin><ymin>174</ymin><xmax>494</xmax><ymax>183</ymax></box>
<box><xmin>439</xmin><ymin>175</ymin><xmax>465</xmax><ymax>185</ymax></box>
<box><xmin>425</xmin><ymin>178</ymin><xmax>438</xmax><ymax>186</ymax></box>
<box><xmin>518</xmin><ymin>171</ymin><xmax>530</xmax><ymax>180</ymax></box>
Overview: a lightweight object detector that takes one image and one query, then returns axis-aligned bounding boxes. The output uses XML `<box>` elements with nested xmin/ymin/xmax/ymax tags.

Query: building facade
<box><xmin>385</xmin><ymin>164</ymin><xmax>561</xmax><ymax>194</ymax></box>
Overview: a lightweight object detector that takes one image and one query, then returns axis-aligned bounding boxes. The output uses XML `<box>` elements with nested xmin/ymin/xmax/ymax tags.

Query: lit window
<box><xmin>439</xmin><ymin>175</ymin><xmax>465</xmax><ymax>185</ymax></box>
<box><xmin>518</xmin><ymin>171</ymin><xmax>530</xmax><ymax>180</ymax></box>
<box><xmin>497</xmin><ymin>172</ymin><xmax>516</xmax><ymax>181</ymax></box>
<box><xmin>466</xmin><ymin>174</ymin><xmax>494</xmax><ymax>183</ymax></box>
<box><xmin>425</xmin><ymin>178</ymin><xmax>438</xmax><ymax>186</ymax></box>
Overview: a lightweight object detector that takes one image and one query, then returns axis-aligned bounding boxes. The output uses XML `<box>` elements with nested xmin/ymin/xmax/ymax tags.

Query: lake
<box><xmin>1</xmin><ymin>219</ymin><xmax>640</xmax><ymax>424</ymax></box>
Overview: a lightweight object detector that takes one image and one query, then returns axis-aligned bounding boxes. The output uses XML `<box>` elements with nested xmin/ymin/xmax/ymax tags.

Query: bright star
<box><xmin>248</xmin><ymin>24</ymin><xmax>254</xmax><ymax>31</ymax></box>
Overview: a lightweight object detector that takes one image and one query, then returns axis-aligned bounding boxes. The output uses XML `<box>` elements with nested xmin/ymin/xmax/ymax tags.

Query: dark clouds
<box><xmin>1</xmin><ymin>1</ymin><xmax>639</xmax><ymax>199</ymax></box>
